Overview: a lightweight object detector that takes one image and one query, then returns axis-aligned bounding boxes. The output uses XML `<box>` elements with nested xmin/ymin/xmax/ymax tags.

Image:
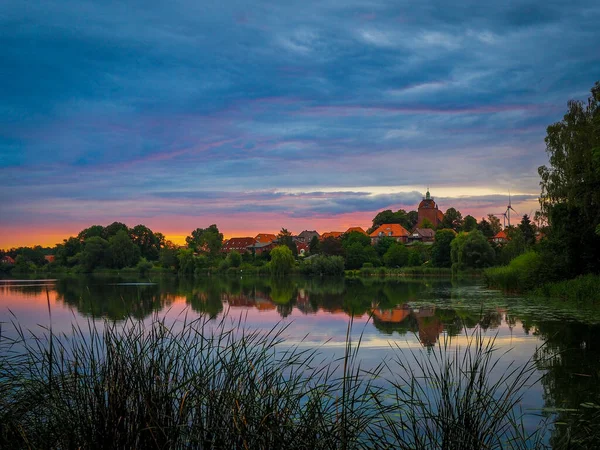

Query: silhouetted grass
<box><xmin>0</xmin><ymin>312</ymin><xmax>549</xmax><ymax>449</ymax></box>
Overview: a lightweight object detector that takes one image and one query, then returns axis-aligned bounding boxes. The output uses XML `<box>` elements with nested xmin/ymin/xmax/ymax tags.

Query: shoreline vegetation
<box><xmin>0</xmin><ymin>313</ymin><xmax>560</xmax><ymax>449</ymax></box>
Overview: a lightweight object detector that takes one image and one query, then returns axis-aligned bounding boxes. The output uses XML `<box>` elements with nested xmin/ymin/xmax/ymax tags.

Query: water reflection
<box><xmin>2</xmin><ymin>275</ymin><xmax>600</xmax><ymax>445</ymax></box>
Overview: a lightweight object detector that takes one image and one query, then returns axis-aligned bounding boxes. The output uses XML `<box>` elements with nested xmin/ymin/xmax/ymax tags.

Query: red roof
<box><xmin>494</xmin><ymin>230</ymin><xmax>508</xmax><ymax>240</ymax></box>
<box><xmin>222</xmin><ymin>237</ymin><xmax>256</xmax><ymax>252</ymax></box>
<box><xmin>369</xmin><ymin>223</ymin><xmax>410</xmax><ymax>238</ymax></box>
<box><xmin>254</xmin><ymin>233</ymin><xmax>277</xmax><ymax>244</ymax></box>
<box><xmin>1</xmin><ymin>256</ymin><xmax>15</xmax><ymax>264</ymax></box>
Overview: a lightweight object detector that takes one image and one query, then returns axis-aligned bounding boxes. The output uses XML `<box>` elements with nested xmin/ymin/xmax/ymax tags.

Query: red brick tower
<box><xmin>417</xmin><ymin>189</ymin><xmax>444</xmax><ymax>228</ymax></box>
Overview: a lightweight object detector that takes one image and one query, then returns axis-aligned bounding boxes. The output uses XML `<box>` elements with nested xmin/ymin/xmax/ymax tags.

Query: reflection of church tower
<box><xmin>417</xmin><ymin>189</ymin><xmax>444</xmax><ymax>228</ymax></box>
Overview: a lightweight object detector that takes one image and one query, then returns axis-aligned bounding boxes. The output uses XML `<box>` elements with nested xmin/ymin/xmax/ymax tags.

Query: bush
<box><xmin>484</xmin><ymin>251</ymin><xmax>543</xmax><ymax>291</ymax></box>
<box><xmin>299</xmin><ymin>255</ymin><xmax>345</xmax><ymax>276</ymax></box>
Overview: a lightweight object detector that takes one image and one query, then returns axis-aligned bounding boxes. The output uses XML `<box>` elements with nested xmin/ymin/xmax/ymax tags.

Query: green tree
<box><xmin>431</xmin><ymin>229</ymin><xmax>456</xmax><ymax>268</ymax></box>
<box><xmin>159</xmin><ymin>241</ymin><xmax>179</xmax><ymax>269</ymax></box>
<box><xmin>177</xmin><ymin>248</ymin><xmax>196</xmax><ymax>275</ymax></box>
<box><xmin>55</xmin><ymin>237</ymin><xmax>82</xmax><ymax>267</ymax></box>
<box><xmin>518</xmin><ymin>214</ymin><xmax>536</xmax><ymax>247</ymax></box>
<box><xmin>277</xmin><ymin>228</ymin><xmax>298</xmax><ymax>257</ymax></box>
<box><xmin>108</xmin><ymin>230</ymin><xmax>141</xmax><ymax>269</ymax></box>
<box><xmin>451</xmin><ymin>230</ymin><xmax>495</xmax><ymax>270</ymax></box>
<box><xmin>487</xmin><ymin>214</ymin><xmax>502</xmax><ymax>236</ymax></box>
<box><xmin>78</xmin><ymin>225</ymin><xmax>105</xmax><ymax>241</ymax></box>
<box><xmin>341</xmin><ymin>231</ymin><xmax>371</xmax><ymax>249</ymax></box>
<box><xmin>270</xmin><ymin>245</ymin><xmax>295</xmax><ymax>277</ymax></box>
<box><xmin>321</xmin><ymin>237</ymin><xmax>344</xmax><ymax>256</ymax></box>
<box><xmin>186</xmin><ymin>225</ymin><xmax>223</xmax><ymax>258</ymax></box>
<box><xmin>477</xmin><ymin>218</ymin><xmax>494</xmax><ymax>238</ymax></box>
<box><xmin>374</xmin><ymin>236</ymin><xmax>395</xmax><ymax>258</ymax></box>
<box><xmin>537</xmin><ymin>82</ymin><xmax>600</xmax><ymax>276</ymax></box>
<box><xmin>383</xmin><ymin>244</ymin><xmax>409</xmax><ymax>268</ymax></box>
<box><xmin>227</xmin><ymin>250</ymin><xmax>242</xmax><ymax>268</ymax></box>
<box><xmin>103</xmin><ymin>221</ymin><xmax>129</xmax><ymax>239</ymax></box>
<box><xmin>420</xmin><ymin>218</ymin><xmax>435</xmax><ymax>229</ymax></box>
<box><xmin>309</xmin><ymin>235</ymin><xmax>320</xmax><ymax>254</ymax></box>
<box><xmin>441</xmin><ymin>207</ymin><xmax>463</xmax><ymax>231</ymax></box>
<box><xmin>80</xmin><ymin>236</ymin><xmax>109</xmax><ymax>272</ymax></box>
<box><xmin>129</xmin><ymin>224</ymin><xmax>161</xmax><ymax>261</ymax></box>
<box><xmin>407</xmin><ymin>210</ymin><xmax>419</xmax><ymax>229</ymax></box>
<box><xmin>463</xmin><ymin>215</ymin><xmax>478</xmax><ymax>232</ymax></box>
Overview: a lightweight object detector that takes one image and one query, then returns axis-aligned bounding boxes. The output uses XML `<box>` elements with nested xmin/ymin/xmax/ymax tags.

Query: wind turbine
<box><xmin>505</xmin><ymin>192</ymin><xmax>518</xmax><ymax>228</ymax></box>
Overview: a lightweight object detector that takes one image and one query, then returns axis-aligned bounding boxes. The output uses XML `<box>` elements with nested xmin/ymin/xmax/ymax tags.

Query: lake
<box><xmin>1</xmin><ymin>274</ymin><xmax>599</xmax><ymax>446</ymax></box>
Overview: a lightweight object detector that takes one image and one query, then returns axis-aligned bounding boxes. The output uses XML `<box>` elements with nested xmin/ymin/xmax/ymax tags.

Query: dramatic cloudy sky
<box><xmin>1</xmin><ymin>0</ymin><xmax>599</xmax><ymax>247</ymax></box>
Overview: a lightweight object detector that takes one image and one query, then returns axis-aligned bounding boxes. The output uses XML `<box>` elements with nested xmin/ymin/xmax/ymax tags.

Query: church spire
<box><xmin>426</xmin><ymin>186</ymin><xmax>430</xmax><ymax>200</ymax></box>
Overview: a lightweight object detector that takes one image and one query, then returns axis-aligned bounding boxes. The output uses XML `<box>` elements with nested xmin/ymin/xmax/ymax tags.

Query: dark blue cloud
<box><xmin>1</xmin><ymin>0</ymin><xmax>598</xmax><ymax>235</ymax></box>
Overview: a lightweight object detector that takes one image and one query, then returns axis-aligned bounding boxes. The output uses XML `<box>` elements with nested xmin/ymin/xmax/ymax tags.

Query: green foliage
<box><xmin>485</xmin><ymin>251</ymin><xmax>544</xmax><ymax>292</ymax></box>
<box><xmin>159</xmin><ymin>244</ymin><xmax>179</xmax><ymax>269</ymax></box>
<box><xmin>78</xmin><ymin>225</ymin><xmax>105</xmax><ymax>241</ymax></box>
<box><xmin>370</xmin><ymin>208</ymin><xmax>417</xmax><ymax>232</ymax></box>
<box><xmin>451</xmin><ymin>230</ymin><xmax>495</xmax><ymax>271</ymax></box>
<box><xmin>300</xmin><ymin>255</ymin><xmax>345</xmax><ymax>276</ymax></box>
<box><xmin>497</xmin><ymin>228</ymin><xmax>527</xmax><ymax>265</ymax></box>
<box><xmin>186</xmin><ymin>225</ymin><xmax>223</xmax><ymax>258</ymax></box>
<box><xmin>374</xmin><ymin>236</ymin><xmax>395</xmax><ymax>258</ymax></box>
<box><xmin>384</xmin><ymin>244</ymin><xmax>409</xmax><ymax>268</ymax></box>
<box><xmin>80</xmin><ymin>236</ymin><xmax>109</xmax><ymax>272</ymax></box>
<box><xmin>129</xmin><ymin>224</ymin><xmax>161</xmax><ymax>261</ymax></box>
<box><xmin>136</xmin><ymin>257</ymin><xmax>153</xmax><ymax>275</ymax></box>
<box><xmin>341</xmin><ymin>231</ymin><xmax>371</xmax><ymax>248</ymax></box>
<box><xmin>177</xmin><ymin>248</ymin><xmax>196</xmax><ymax>275</ymax></box>
<box><xmin>320</xmin><ymin>237</ymin><xmax>344</xmax><ymax>256</ymax></box>
<box><xmin>531</xmin><ymin>273</ymin><xmax>600</xmax><ymax>302</ymax></box>
<box><xmin>518</xmin><ymin>214</ymin><xmax>536</xmax><ymax>247</ymax></box>
<box><xmin>536</xmin><ymin>84</ymin><xmax>600</xmax><ymax>278</ymax></box>
<box><xmin>277</xmin><ymin>228</ymin><xmax>298</xmax><ymax>257</ymax></box>
<box><xmin>420</xmin><ymin>218</ymin><xmax>435</xmax><ymax>229</ymax></box>
<box><xmin>487</xmin><ymin>214</ymin><xmax>502</xmax><ymax>235</ymax></box>
<box><xmin>103</xmin><ymin>221</ymin><xmax>129</xmax><ymax>239</ymax></box>
<box><xmin>463</xmin><ymin>215</ymin><xmax>478</xmax><ymax>232</ymax></box>
<box><xmin>270</xmin><ymin>245</ymin><xmax>295</xmax><ymax>277</ymax></box>
<box><xmin>55</xmin><ymin>237</ymin><xmax>82</xmax><ymax>267</ymax></box>
<box><xmin>309</xmin><ymin>235</ymin><xmax>320</xmax><ymax>254</ymax></box>
<box><xmin>227</xmin><ymin>250</ymin><xmax>242</xmax><ymax>268</ymax></box>
<box><xmin>107</xmin><ymin>230</ymin><xmax>141</xmax><ymax>269</ymax></box>
<box><xmin>477</xmin><ymin>218</ymin><xmax>494</xmax><ymax>238</ymax></box>
<box><xmin>431</xmin><ymin>229</ymin><xmax>456</xmax><ymax>268</ymax></box>
<box><xmin>440</xmin><ymin>207</ymin><xmax>463</xmax><ymax>231</ymax></box>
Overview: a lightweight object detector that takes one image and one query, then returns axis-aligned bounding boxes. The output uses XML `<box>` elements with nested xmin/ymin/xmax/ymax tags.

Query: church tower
<box><xmin>417</xmin><ymin>189</ymin><xmax>444</xmax><ymax>228</ymax></box>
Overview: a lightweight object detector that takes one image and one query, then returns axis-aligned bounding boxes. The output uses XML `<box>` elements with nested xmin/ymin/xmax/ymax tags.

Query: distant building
<box><xmin>1</xmin><ymin>256</ymin><xmax>15</xmax><ymax>265</ymax></box>
<box><xmin>369</xmin><ymin>224</ymin><xmax>410</xmax><ymax>244</ymax></box>
<box><xmin>417</xmin><ymin>190</ymin><xmax>444</xmax><ymax>228</ymax></box>
<box><xmin>44</xmin><ymin>255</ymin><xmax>55</xmax><ymax>263</ymax></box>
<box><xmin>408</xmin><ymin>228</ymin><xmax>436</xmax><ymax>243</ymax></box>
<box><xmin>297</xmin><ymin>230</ymin><xmax>320</xmax><ymax>243</ymax></box>
<box><xmin>254</xmin><ymin>233</ymin><xmax>277</xmax><ymax>244</ymax></box>
<box><xmin>492</xmin><ymin>230</ymin><xmax>509</xmax><ymax>244</ymax></box>
<box><xmin>222</xmin><ymin>237</ymin><xmax>256</xmax><ymax>253</ymax></box>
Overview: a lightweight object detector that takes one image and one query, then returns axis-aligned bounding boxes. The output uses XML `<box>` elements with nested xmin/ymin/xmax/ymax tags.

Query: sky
<box><xmin>1</xmin><ymin>0</ymin><xmax>599</xmax><ymax>248</ymax></box>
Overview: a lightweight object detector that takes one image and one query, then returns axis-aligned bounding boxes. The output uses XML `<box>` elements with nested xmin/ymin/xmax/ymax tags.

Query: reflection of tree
<box><xmin>55</xmin><ymin>276</ymin><xmax>170</xmax><ymax>320</ymax></box>
<box><xmin>531</xmin><ymin>321</ymin><xmax>600</xmax><ymax>447</ymax></box>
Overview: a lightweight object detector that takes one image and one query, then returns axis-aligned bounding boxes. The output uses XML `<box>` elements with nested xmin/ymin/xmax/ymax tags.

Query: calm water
<box><xmin>1</xmin><ymin>275</ymin><xmax>599</xmax><ymax>444</ymax></box>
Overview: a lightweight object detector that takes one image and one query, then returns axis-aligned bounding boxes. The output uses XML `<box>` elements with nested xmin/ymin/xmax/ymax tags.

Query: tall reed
<box><xmin>0</xmin><ymin>312</ymin><xmax>549</xmax><ymax>449</ymax></box>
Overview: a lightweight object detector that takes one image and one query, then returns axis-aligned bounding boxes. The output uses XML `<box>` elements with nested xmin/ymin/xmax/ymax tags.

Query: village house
<box><xmin>297</xmin><ymin>230</ymin><xmax>320</xmax><ymax>243</ymax></box>
<box><xmin>369</xmin><ymin>223</ymin><xmax>410</xmax><ymax>244</ymax></box>
<box><xmin>254</xmin><ymin>233</ymin><xmax>277</xmax><ymax>244</ymax></box>
<box><xmin>408</xmin><ymin>227</ymin><xmax>436</xmax><ymax>243</ymax></box>
<box><xmin>1</xmin><ymin>255</ymin><xmax>15</xmax><ymax>265</ymax></box>
<box><xmin>492</xmin><ymin>230</ymin><xmax>509</xmax><ymax>244</ymax></box>
<box><xmin>221</xmin><ymin>237</ymin><xmax>256</xmax><ymax>254</ymax></box>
